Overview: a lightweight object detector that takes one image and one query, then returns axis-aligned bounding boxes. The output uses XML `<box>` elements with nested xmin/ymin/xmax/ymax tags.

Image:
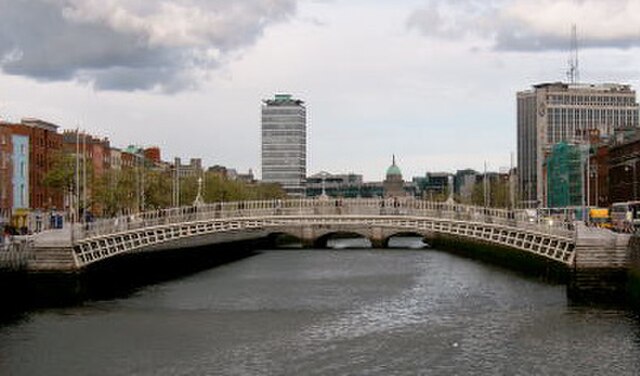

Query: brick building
<box><xmin>144</xmin><ymin>147</ymin><xmax>161</xmax><ymax>164</ymax></box>
<box><xmin>589</xmin><ymin>144</ymin><xmax>610</xmax><ymax>207</ymax></box>
<box><xmin>62</xmin><ymin>130</ymin><xmax>111</xmax><ymax>179</ymax></box>
<box><xmin>609</xmin><ymin>136</ymin><xmax>640</xmax><ymax>203</ymax></box>
<box><xmin>0</xmin><ymin>123</ymin><xmax>12</xmax><ymax>221</ymax></box>
<box><xmin>7</xmin><ymin>119</ymin><xmax>63</xmax><ymax>211</ymax></box>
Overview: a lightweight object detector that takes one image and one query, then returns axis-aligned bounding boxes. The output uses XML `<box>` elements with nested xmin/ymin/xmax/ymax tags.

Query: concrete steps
<box><xmin>27</xmin><ymin>247</ymin><xmax>77</xmax><ymax>272</ymax></box>
<box><xmin>574</xmin><ymin>225</ymin><xmax>630</xmax><ymax>269</ymax></box>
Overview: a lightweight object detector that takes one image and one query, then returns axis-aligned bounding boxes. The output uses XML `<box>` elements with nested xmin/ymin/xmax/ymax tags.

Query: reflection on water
<box><xmin>326</xmin><ymin>236</ymin><xmax>427</xmax><ymax>249</ymax></box>
<box><xmin>387</xmin><ymin>236</ymin><xmax>428</xmax><ymax>249</ymax></box>
<box><xmin>327</xmin><ymin>237</ymin><xmax>371</xmax><ymax>249</ymax></box>
<box><xmin>0</xmin><ymin>248</ymin><xmax>639</xmax><ymax>375</ymax></box>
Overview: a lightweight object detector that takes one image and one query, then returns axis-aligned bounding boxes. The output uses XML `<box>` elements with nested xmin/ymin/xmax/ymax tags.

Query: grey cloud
<box><xmin>0</xmin><ymin>0</ymin><xmax>296</xmax><ymax>92</ymax></box>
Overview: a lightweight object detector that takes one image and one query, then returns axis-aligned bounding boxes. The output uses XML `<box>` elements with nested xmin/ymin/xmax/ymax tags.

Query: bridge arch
<box><xmin>70</xmin><ymin>199</ymin><xmax>577</xmax><ymax>269</ymax></box>
<box><xmin>384</xmin><ymin>231</ymin><xmax>431</xmax><ymax>249</ymax></box>
<box><xmin>313</xmin><ymin>231</ymin><xmax>373</xmax><ymax>249</ymax></box>
<box><xmin>264</xmin><ymin>232</ymin><xmax>304</xmax><ymax>249</ymax></box>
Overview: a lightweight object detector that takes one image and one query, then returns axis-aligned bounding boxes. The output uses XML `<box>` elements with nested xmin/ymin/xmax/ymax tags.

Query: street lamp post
<box><xmin>319</xmin><ymin>171</ymin><xmax>329</xmax><ymax>199</ymax></box>
<box><xmin>193</xmin><ymin>176</ymin><xmax>204</xmax><ymax>206</ymax></box>
<box><xmin>589</xmin><ymin>163</ymin><xmax>598</xmax><ymax>207</ymax></box>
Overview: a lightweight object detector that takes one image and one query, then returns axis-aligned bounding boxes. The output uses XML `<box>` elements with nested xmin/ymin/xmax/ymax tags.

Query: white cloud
<box><xmin>408</xmin><ymin>0</ymin><xmax>640</xmax><ymax>50</ymax></box>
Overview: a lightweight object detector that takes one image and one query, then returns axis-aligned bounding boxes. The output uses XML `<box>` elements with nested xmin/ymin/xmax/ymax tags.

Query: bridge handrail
<box><xmin>76</xmin><ymin>198</ymin><xmax>575</xmax><ymax>241</ymax></box>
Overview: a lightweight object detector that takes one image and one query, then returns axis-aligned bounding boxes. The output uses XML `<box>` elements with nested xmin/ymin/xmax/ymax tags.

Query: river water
<box><xmin>1</xmin><ymin>247</ymin><xmax>640</xmax><ymax>375</ymax></box>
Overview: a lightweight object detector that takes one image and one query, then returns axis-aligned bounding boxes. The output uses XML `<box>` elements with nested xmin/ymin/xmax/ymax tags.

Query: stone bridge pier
<box><xmin>270</xmin><ymin>223</ymin><xmax>433</xmax><ymax>249</ymax></box>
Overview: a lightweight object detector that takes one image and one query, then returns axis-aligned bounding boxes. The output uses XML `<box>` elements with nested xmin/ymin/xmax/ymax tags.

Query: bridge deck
<box><xmin>16</xmin><ymin>199</ymin><xmax>589</xmax><ymax>271</ymax></box>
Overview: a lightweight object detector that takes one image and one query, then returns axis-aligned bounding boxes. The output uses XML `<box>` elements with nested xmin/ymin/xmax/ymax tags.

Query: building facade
<box><xmin>454</xmin><ymin>169</ymin><xmax>478</xmax><ymax>203</ymax></box>
<box><xmin>414</xmin><ymin>172</ymin><xmax>451</xmax><ymax>200</ymax></box>
<box><xmin>144</xmin><ymin>147</ymin><xmax>161</xmax><ymax>164</ymax></box>
<box><xmin>110</xmin><ymin>148</ymin><xmax>122</xmax><ymax>171</ymax></box>
<box><xmin>11</xmin><ymin>134</ymin><xmax>29</xmax><ymax>210</ymax></box>
<box><xmin>261</xmin><ymin>94</ymin><xmax>307</xmax><ymax>197</ymax></box>
<box><xmin>306</xmin><ymin>172</ymin><xmax>364</xmax><ymax>198</ymax></box>
<box><xmin>383</xmin><ymin>156</ymin><xmax>406</xmax><ymax>198</ymax></box>
<box><xmin>7</xmin><ymin>119</ymin><xmax>63</xmax><ymax>211</ymax></box>
<box><xmin>517</xmin><ymin>82</ymin><xmax>639</xmax><ymax>207</ymax></box>
<box><xmin>0</xmin><ymin>124</ymin><xmax>12</xmax><ymax>220</ymax></box>
<box><xmin>174</xmin><ymin>157</ymin><xmax>203</xmax><ymax>178</ymax></box>
<box><xmin>609</xmin><ymin>135</ymin><xmax>640</xmax><ymax>203</ymax></box>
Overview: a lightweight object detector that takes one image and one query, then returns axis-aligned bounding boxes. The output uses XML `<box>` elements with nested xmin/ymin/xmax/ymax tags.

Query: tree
<box><xmin>471</xmin><ymin>176</ymin><xmax>511</xmax><ymax>208</ymax></box>
<box><xmin>93</xmin><ymin>169</ymin><xmax>137</xmax><ymax>216</ymax></box>
<box><xmin>43</xmin><ymin>151</ymin><xmax>94</xmax><ymax>216</ymax></box>
<box><xmin>43</xmin><ymin>152</ymin><xmax>75</xmax><ymax>194</ymax></box>
<box><xmin>144</xmin><ymin>170</ymin><xmax>172</xmax><ymax>209</ymax></box>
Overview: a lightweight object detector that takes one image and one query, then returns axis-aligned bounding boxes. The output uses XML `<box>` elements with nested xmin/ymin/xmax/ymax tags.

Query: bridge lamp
<box><xmin>319</xmin><ymin>171</ymin><xmax>329</xmax><ymax>199</ymax></box>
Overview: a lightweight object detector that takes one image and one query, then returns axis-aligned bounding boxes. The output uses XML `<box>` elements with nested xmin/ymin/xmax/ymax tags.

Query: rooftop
<box><xmin>521</xmin><ymin>82</ymin><xmax>634</xmax><ymax>94</ymax></box>
<box><xmin>263</xmin><ymin>93</ymin><xmax>305</xmax><ymax>106</ymax></box>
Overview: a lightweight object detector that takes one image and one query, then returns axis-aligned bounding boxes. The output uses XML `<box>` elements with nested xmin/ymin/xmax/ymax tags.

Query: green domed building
<box><xmin>384</xmin><ymin>155</ymin><xmax>405</xmax><ymax>198</ymax></box>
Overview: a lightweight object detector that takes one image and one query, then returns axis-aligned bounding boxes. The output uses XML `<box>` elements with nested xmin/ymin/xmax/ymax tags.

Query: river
<box><xmin>1</xmin><ymin>246</ymin><xmax>640</xmax><ymax>375</ymax></box>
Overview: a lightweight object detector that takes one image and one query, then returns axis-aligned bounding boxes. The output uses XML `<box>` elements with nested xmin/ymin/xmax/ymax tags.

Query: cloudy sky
<box><xmin>1</xmin><ymin>0</ymin><xmax>640</xmax><ymax>180</ymax></box>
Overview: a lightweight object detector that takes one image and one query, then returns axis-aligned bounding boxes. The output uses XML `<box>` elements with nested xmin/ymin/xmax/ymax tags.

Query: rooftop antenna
<box><xmin>566</xmin><ymin>24</ymin><xmax>579</xmax><ymax>84</ymax></box>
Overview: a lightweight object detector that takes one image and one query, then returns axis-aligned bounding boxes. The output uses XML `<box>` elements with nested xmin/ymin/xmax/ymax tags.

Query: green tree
<box><xmin>471</xmin><ymin>177</ymin><xmax>511</xmax><ymax>208</ymax></box>
<box><xmin>144</xmin><ymin>170</ymin><xmax>172</xmax><ymax>209</ymax></box>
<box><xmin>43</xmin><ymin>152</ymin><xmax>75</xmax><ymax>194</ymax></box>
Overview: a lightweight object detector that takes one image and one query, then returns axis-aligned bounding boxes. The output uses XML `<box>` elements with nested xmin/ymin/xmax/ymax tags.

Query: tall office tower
<box><xmin>261</xmin><ymin>94</ymin><xmax>307</xmax><ymax>197</ymax></box>
<box><xmin>517</xmin><ymin>82</ymin><xmax>639</xmax><ymax>207</ymax></box>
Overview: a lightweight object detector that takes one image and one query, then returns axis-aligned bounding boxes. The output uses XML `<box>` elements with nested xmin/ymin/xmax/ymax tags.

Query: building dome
<box><xmin>386</xmin><ymin>155</ymin><xmax>402</xmax><ymax>177</ymax></box>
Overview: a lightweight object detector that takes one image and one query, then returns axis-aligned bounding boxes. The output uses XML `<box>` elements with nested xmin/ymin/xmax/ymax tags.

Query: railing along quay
<box><xmin>79</xmin><ymin>199</ymin><xmax>575</xmax><ymax>241</ymax></box>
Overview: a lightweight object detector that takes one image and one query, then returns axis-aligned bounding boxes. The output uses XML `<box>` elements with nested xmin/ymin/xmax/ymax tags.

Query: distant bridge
<box><xmin>20</xmin><ymin>198</ymin><xmax>582</xmax><ymax>271</ymax></box>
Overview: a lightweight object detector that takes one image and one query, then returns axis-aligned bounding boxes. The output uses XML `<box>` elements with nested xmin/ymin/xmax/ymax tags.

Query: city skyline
<box><xmin>2</xmin><ymin>1</ymin><xmax>640</xmax><ymax>180</ymax></box>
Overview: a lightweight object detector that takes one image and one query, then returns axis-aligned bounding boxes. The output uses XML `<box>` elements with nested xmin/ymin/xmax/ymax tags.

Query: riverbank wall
<box><xmin>428</xmin><ymin>233</ymin><xmax>569</xmax><ymax>283</ymax></box>
<box><xmin>628</xmin><ymin>236</ymin><xmax>640</xmax><ymax>310</ymax></box>
<box><xmin>0</xmin><ymin>240</ymin><xmax>261</xmax><ymax>319</ymax></box>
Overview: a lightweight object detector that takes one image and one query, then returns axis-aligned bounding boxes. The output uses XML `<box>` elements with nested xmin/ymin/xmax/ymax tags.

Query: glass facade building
<box><xmin>261</xmin><ymin>94</ymin><xmax>307</xmax><ymax>197</ymax></box>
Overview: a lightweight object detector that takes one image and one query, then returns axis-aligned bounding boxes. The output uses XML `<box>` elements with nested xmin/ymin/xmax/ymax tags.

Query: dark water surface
<box><xmin>1</xmin><ymin>249</ymin><xmax>640</xmax><ymax>375</ymax></box>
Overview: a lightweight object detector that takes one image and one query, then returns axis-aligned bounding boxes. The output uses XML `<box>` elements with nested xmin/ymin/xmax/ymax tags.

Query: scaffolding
<box><xmin>546</xmin><ymin>142</ymin><xmax>585</xmax><ymax>208</ymax></box>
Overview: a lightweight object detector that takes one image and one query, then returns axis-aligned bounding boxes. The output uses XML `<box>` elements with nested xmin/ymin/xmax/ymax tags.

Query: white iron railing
<box><xmin>77</xmin><ymin>198</ymin><xmax>575</xmax><ymax>241</ymax></box>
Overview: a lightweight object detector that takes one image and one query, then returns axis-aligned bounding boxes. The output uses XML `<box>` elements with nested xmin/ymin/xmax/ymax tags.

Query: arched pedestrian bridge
<box><xmin>49</xmin><ymin>198</ymin><xmax>579</xmax><ymax>270</ymax></box>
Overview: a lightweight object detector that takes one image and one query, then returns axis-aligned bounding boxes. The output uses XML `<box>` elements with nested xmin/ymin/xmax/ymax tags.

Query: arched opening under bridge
<box><xmin>265</xmin><ymin>232</ymin><xmax>304</xmax><ymax>249</ymax></box>
<box><xmin>385</xmin><ymin>232</ymin><xmax>430</xmax><ymax>249</ymax></box>
<box><xmin>314</xmin><ymin>232</ymin><xmax>372</xmax><ymax>249</ymax></box>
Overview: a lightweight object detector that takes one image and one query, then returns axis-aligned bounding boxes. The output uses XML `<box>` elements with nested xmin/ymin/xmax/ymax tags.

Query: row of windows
<box><xmin>263</xmin><ymin>146</ymin><xmax>306</xmax><ymax>153</ymax></box>
<box><xmin>547</xmin><ymin>94</ymin><xmax>637</xmax><ymax>106</ymax></box>
<box><xmin>547</xmin><ymin>107</ymin><xmax>638</xmax><ymax>122</ymax></box>
<box><xmin>263</xmin><ymin>140</ymin><xmax>306</xmax><ymax>147</ymax></box>
<box><xmin>262</xmin><ymin>114</ymin><xmax>306</xmax><ymax>120</ymax></box>
<box><xmin>263</xmin><ymin>159</ymin><xmax>306</xmax><ymax>166</ymax></box>
<box><xmin>262</xmin><ymin>108</ymin><xmax>305</xmax><ymax>116</ymax></box>
<box><xmin>263</xmin><ymin>167</ymin><xmax>306</xmax><ymax>173</ymax></box>
<box><xmin>263</xmin><ymin>135</ymin><xmax>306</xmax><ymax>140</ymax></box>
<box><xmin>262</xmin><ymin>130</ymin><xmax>305</xmax><ymax>137</ymax></box>
<box><xmin>263</xmin><ymin>158</ymin><xmax>306</xmax><ymax>164</ymax></box>
<box><xmin>262</xmin><ymin>124</ymin><xmax>306</xmax><ymax>130</ymax></box>
<box><xmin>263</xmin><ymin>176</ymin><xmax>305</xmax><ymax>183</ymax></box>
